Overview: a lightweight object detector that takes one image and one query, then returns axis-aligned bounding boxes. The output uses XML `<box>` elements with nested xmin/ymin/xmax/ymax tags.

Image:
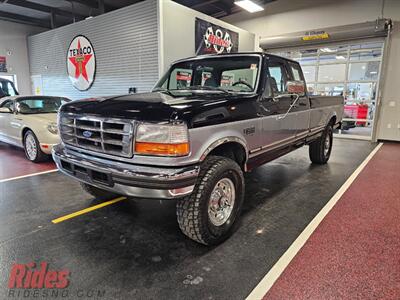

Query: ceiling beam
<box><xmin>66</xmin><ymin>0</ymin><xmax>115</xmax><ymax>12</ymax></box>
<box><xmin>5</xmin><ymin>0</ymin><xmax>86</xmax><ymax>20</ymax></box>
<box><xmin>0</xmin><ymin>10</ymin><xmax>50</xmax><ymax>28</ymax></box>
<box><xmin>98</xmin><ymin>0</ymin><xmax>105</xmax><ymax>14</ymax></box>
<box><xmin>191</xmin><ymin>0</ymin><xmax>220</xmax><ymax>9</ymax></box>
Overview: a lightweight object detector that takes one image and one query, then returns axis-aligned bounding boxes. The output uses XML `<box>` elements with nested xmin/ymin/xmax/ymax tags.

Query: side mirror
<box><xmin>0</xmin><ymin>107</ymin><xmax>12</xmax><ymax>113</ymax></box>
<box><xmin>286</xmin><ymin>81</ymin><xmax>306</xmax><ymax>96</ymax></box>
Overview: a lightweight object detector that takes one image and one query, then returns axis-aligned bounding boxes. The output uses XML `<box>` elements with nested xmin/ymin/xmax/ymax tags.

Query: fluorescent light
<box><xmin>320</xmin><ymin>47</ymin><xmax>335</xmax><ymax>53</ymax></box>
<box><xmin>234</xmin><ymin>0</ymin><xmax>264</xmax><ymax>13</ymax></box>
<box><xmin>335</xmin><ymin>55</ymin><xmax>346</xmax><ymax>60</ymax></box>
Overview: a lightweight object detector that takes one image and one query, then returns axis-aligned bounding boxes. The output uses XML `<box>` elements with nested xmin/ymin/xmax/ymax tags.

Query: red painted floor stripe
<box><xmin>264</xmin><ymin>143</ymin><xmax>400</xmax><ymax>300</ymax></box>
<box><xmin>0</xmin><ymin>142</ymin><xmax>55</xmax><ymax>180</ymax></box>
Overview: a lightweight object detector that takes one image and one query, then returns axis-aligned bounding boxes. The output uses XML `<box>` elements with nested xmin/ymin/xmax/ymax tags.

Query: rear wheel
<box><xmin>80</xmin><ymin>182</ymin><xmax>119</xmax><ymax>199</ymax></box>
<box><xmin>309</xmin><ymin>123</ymin><xmax>333</xmax><ymax>164</ymax></box>
<box><xmin>176</xmin><ymin>156</ymin><xmax>245</xmax><ymax>245</ymax></box>
<box><xmin>23</xmin><ymin>130</ymin><xmax>47</xmax><ymax>163</ymax></box>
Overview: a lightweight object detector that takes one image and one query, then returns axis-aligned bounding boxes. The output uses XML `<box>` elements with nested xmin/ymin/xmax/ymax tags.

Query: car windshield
<box><xmin>16</xmin><ymin>97</ymin><xmax>69</xmax><ymax>114</ymax></box>
<box><xmin>154</xmin><ymin>55</ymin><xmax>261</xmax><ymax>94</ymax></box>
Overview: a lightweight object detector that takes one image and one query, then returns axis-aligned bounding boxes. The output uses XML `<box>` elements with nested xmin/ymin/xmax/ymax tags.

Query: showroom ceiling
<box><xmin>0</xmin><ymin>0</ymin><xmax>275</xmax><ymax>28</ymax></box>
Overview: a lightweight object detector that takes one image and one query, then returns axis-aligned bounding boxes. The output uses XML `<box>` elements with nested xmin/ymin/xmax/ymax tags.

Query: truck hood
<box><xmin>60</xmin><ymin>91</ymin><xmax>255</xmax><ymax>123</ymax></box>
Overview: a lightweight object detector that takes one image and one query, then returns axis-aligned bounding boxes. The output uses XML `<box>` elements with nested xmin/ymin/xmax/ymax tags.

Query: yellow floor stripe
<box><xmin>52</xmin><ymin>196</ymin><xmax>126</xmax><ymax>224</ymax></box>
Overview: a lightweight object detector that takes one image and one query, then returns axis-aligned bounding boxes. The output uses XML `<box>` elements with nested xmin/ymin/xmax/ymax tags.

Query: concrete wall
<box><xmin>160</xmin><ymin>0</ymin><xmax>256</xmax><ymax>73</ymax></box>
<box><xmin>0</xmin><ymin>20</ymin><xmax>45</xmax><ymax>94</ymax></box>
<box><xmin>223</xmin><ymin>0</ymin><xmax>400</xmax><ymax>141</ymax></box>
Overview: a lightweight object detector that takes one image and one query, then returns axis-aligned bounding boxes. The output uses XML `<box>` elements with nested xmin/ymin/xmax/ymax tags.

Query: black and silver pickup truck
<box><xmin>53</xmin><ymin>53</ymin><xmax>343</xmax><ymax>245</ymax></box>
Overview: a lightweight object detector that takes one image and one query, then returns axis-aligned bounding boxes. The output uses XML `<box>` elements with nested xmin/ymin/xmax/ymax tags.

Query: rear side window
<box><xmin>7</xmin><ymin>82</ymin><xmax>16</xmax><ymax>96</ymax></box>
<box><xmin>289</xmin><ymin>63</ymin><xmax>303</xmax><ymax>81</ymax></box>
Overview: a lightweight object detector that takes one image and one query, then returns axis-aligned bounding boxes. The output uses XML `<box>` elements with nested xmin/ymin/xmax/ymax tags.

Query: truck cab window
<box><xmin>268</xmin><ymin>64</ymin><xmax>288</xmax><ymax>94</ymax></box>
<box><xmin>289</xmin><ymin>63</ymin><xmax>303</xmax><ymax>81</ymax></box>
<box><xmin>7</xmin><ymin>82</ymin><xmax>16</xmax><ymax>96</ymax></box>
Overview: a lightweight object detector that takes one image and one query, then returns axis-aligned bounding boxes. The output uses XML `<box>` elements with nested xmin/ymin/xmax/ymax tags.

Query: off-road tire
<box><xmin>80</xmin><ymin>182</ymin><xmax>119</xmax><ymax>199</ymax></box>
<box><xmin>176</xmin><ymin>156</ymin><xmax>245</xmax><ymax>245</ymax></box>
<box><xmin>309</xmin><ymin>123</ymin><xmax>333</xmax><ymax>164</ymax></box>
<box><xmin>23</xmin><ymin>130</ymin><xmax>48</xmax><ymax>163</ymax></box>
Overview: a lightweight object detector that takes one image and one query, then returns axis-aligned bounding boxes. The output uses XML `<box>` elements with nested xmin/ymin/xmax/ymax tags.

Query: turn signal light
<box><xmin>135</xmin><ymin>142</ymin><xmax>190</xmax><ymax>156</ymax></box>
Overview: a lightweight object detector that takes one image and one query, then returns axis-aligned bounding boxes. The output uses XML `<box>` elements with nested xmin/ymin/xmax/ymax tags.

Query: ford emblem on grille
<box><xmin>82</xmin><ymin>130</ymin><xmax>93</xmax><ymax>138</ymax></box>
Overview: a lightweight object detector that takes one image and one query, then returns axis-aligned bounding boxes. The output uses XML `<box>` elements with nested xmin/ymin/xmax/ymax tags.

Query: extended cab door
<box><xmin>286</xmin><ymin>62</ymin><xmax>310</xmax><ymax>139</ymax></box>
<box><xmin>258</xmin><ymin>56</ymin><xmax>298</xmax><ymax>148</ymax></box>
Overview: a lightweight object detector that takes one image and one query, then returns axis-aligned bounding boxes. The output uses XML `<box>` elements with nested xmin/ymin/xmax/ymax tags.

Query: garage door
<box><xmin>271</xmin><ymin>40</ymin><xmax>384</xmax><ymax>140</ymax></box>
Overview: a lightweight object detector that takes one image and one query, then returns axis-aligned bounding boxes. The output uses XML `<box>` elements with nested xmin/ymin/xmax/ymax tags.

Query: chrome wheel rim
<box><xmin>324</xmin><ymin>132</ymin><xmax>331</xmax><ymax>156</ymax></box>
<box><xmin>25</xmin><ymin>134</ymin><xmax>37</xmax><ymax>160</ymax></box>
<box><xmin>208</xmin><ymin>178</ymin><xmax>236</xmax><ymax>226</ymax></box>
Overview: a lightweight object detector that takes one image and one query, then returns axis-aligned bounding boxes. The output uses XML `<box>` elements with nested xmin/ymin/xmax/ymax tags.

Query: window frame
<box><xmin>265</xmin><ymin>57</ymin><xmax>291</xmax><ymax>96</ymax></box>
<box><xmin>0</xmin><ymin>99</ymin><xmax>15</xmax><ymax>113</ymax></box>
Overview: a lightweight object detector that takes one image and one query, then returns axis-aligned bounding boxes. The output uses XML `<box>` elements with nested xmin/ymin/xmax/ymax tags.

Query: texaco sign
<box><xmin>67</xmin><ymin>35</ymin><xmax>96</xmax><ymax>91</ymax></box>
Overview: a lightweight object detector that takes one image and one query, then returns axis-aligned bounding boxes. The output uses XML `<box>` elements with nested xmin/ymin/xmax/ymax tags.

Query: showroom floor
<box><xmin>0</xmin><ymin>143</ymin><xmax>55</xmax><ymax>180</ymax></box>
<box><xmin>0</xmin><ymin>139</ymin><xmax>391</xmax><ymax>299</ymax></box>
<box><xmin>264</xmin><ymin>142</ymin><xmax>400</xmax><ymax>299</ymax></box>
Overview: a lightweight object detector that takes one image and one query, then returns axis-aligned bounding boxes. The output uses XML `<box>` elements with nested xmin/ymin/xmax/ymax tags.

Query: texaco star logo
<box><xmin>67</xmin><ymin>35</ymin><xmax>96</xmax><ymax>91</ymax></box>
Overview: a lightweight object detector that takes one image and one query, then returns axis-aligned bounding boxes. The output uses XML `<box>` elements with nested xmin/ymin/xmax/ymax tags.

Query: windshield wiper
<box><xmin>184</xmin><ymin>86</ymin><xmax>231</xmax><ymax>95</ymax></box>
<box><xmin>153</xmin><ymin>88</ymin><xmax>174</xmax><ymax>96</ymax></box>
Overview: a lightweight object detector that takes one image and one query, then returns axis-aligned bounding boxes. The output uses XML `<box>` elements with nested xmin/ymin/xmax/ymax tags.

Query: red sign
<box><xmin>0</xmin><ymin>56</ymin><xmax>7</xmax><ymax>72</ymax></box>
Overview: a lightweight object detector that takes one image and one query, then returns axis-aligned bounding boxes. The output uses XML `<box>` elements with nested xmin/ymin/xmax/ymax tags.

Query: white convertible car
<box><xmin>0</xmin><ymin>95</ymin><xmax>70</xmax><ymax>162</ymax></box>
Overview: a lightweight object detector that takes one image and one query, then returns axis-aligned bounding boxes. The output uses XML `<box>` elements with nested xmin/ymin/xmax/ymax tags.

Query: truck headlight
<box><xmin>134</xmin><ymin>123</ymin><xmax>189</xmax><ymax>156</ymax></box>
<box><xmin>47</xmin><ymin>122</ymin><xmax>58</xmax><ymax>135</ymax></box>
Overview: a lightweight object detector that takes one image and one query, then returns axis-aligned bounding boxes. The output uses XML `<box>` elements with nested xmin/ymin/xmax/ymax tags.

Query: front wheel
<box><xmin>309</xmin><ymin>123</ymin><xmax>333</xmax><ymax>164</ymax></box>
<box><xmin>176</xmin><ymin>156</ymin><xmax>245</xmax><ymax>245</ymax></box>
<box><xmin>23</xmin><ymin>130</ymin><xmax>48</xmax><ymax>163</ymax></box>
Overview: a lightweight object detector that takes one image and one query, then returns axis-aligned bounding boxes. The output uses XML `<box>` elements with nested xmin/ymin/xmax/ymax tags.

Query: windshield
<box><xmin>154</xmin><ymin>55</ymin><xmax>261</xmax><ymax>94</ymax></box>
<box><xmin>16</xmin><ymin>97</ymin><xmax>69</xmax><ymax>114</ymax></box>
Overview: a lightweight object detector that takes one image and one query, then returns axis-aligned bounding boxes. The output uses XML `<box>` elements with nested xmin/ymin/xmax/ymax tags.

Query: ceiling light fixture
<box><xmin>234</xmin><ymin>0</ymin><xmax>264</xmax><ymax>13</ymax></box>
<box><xmin>320</xmin><ymin>48</ymin><xmax>335</xmax><ymax>53</ymax></box>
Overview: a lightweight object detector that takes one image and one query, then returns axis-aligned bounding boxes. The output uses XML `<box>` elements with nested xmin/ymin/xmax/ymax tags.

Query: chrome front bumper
<box><xmin>52</xmin><ymin>144</ymin><xmax>199</xmax><ymax>199</ymax></box>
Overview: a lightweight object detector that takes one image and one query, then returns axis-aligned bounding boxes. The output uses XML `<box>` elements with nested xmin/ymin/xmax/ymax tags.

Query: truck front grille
<box><xmin>59</xmin><ymin>113</ymin><xmax>134</xmax><ymax>158</ymax></box>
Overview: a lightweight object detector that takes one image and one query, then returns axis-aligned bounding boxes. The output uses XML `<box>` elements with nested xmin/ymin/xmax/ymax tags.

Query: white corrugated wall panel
<box><xmin>28</xmin><ymin>0</ymin><xmax>159</xmax><ymax>100</ymax></box>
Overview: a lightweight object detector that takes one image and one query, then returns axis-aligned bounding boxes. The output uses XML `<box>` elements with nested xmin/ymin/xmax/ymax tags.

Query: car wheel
<box><xmin>80</xmin><ymin>182</ymin><xmax>119</xmax><ymax>199</ymax></box>
<box><xmin>176</xmin><ymin>156</ymin><xmax>245</xmax><ymax>245</ymax></box>
<box><xmin>23</xmin><ymin>130</ymin><xmax>47</xmax><ymax>163</ymax></box>
<box><xmin>309</xmin><ymin>123</ymin><xmax>333</xmax><ymax>164</ymax></box>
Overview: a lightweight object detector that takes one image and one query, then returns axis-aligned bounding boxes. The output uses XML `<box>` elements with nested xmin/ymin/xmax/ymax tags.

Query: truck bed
<box><xmin>308</xmin><ymin>95</ymin><xmax>344</xmax><ymax>131</ymax></box>
<box><xmin>309</xmin><ymin>95</ymin><xmax>344</xmax><ymax>109</ymax></box>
